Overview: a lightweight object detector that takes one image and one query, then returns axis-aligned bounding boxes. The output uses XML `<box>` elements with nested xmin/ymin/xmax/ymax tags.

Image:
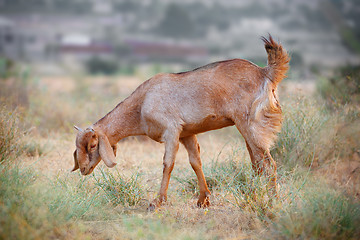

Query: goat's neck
<box><xmin>94</xmin><ymin>100</ymin><xmax>142</xmax><ymax>145</ymax></box>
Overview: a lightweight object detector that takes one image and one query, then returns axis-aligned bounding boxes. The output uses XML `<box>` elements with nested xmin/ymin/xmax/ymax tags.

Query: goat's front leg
<box><xmin>181</xmin><ymin>135</ymin><xmax>211</xmax><ymax>208</ymax></box>
<box><xmin>148</xmin><ymin>133</ymin><xmax>179</xmax><ymax>211</ymax></box>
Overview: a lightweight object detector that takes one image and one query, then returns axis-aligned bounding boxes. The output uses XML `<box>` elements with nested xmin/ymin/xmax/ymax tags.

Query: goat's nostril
<box><xmin>81</xmin><ymin>167</ymin><xmax>86</xmax><ymax>172</ymax></box>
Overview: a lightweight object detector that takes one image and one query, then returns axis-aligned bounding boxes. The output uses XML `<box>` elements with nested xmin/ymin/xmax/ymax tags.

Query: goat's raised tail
<box><xmin>262</xmin><ymin>35</ymin><xmax>290</xmax><ymax>86</ymax></box>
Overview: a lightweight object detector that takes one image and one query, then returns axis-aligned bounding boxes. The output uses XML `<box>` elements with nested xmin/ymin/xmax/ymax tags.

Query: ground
<box><xmin>1</xmin><ymin>74</ymin><xmax>359</xmax><ymax>239</ymax></box>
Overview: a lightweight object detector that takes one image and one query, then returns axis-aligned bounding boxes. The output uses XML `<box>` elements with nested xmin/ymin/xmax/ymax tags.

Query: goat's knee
<box><xmin>252</xmin><ymin>150</ymin><xmax>276</xmax><ymax>176</ymax></box>
<box><xmin>252</xmin><ymin>149</ymin><xmax>278</xmax><ymax>197</ymax></box>
<box><xmin>162</xmin><ymin>161</ymin><xmax>175</xmax><ymax>173</ymax></box>
<box><xmin>189</xmin><ymin>157</ymin><xmax>202</xmax><ymax>170</ymax></box>
<box><xmin>261</xmin><ymin>151</ymin><xmax>276</xmax><ymax>176</ymax></box>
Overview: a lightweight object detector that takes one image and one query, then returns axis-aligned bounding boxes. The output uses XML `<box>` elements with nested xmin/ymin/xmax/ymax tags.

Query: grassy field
<box><xmin>1</xmin><ymin>64</ymin><xmax>360</xmax><ymax>239</ymax></box>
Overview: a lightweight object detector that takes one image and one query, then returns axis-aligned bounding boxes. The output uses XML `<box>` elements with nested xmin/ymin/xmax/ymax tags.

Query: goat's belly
<box><xmin>180</xmin><ymin>115</ymin><xmax>234</xmax><ymax>137</ymax></box>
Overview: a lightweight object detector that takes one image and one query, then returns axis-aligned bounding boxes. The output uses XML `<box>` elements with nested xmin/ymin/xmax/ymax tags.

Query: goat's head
<box><xmin>72</xmin><ymin>126</ymin><xmax>117</xmax><ymax>175</ymax></box>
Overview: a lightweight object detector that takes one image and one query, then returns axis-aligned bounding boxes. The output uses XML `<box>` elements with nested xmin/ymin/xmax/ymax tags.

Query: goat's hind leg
<box><xmin>236</xmin><ymin>123</ymin><xmax>278</xmax><ymax>198</ymax></box>
<box><xmin>246</xmin><ymin>140</ymin><xmax>278</xmax><ymax>198</ymax></box>
<box><xmin>181</xmin><ymin>135</ymin><xmax>211</xmax><ymax>208</ymax></box>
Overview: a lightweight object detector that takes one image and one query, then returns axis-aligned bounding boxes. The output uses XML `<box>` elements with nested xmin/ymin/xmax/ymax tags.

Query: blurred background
<box><xmin>0</xmin><ymin>0</ymin><xmax>359</xmax><ymax>79</ymax></box>
<box><xmin>1</xmin><ymin>3</ymin><xmax>360</xmax><ymax>238</ymax></box>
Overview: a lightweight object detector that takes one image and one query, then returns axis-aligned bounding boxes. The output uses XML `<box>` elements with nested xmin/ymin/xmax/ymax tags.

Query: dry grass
<box><xmin>1</xmin><ymin>65</ymin><xmax>359</xmax><ymax>239</ymax></box>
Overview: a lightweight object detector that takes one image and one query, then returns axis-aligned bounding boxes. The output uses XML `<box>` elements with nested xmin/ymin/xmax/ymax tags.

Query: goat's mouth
<box><xmin>81</xmin><ymin>166</ymin><xmax>95</xmax><ymax>175</ymax></box>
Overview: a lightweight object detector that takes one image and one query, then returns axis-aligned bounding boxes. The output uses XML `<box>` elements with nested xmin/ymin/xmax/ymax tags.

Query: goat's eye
<box><xmin>90</xmin><ymin>144</ymin><xmax>97</xmax><ymax>149</ymax></box>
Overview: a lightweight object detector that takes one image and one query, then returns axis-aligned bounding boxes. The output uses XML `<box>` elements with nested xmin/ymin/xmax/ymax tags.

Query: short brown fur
<box><xmin>72</xmin><ymin>35</ymin><xmax>290</xmax><ymax>210</ymax></box>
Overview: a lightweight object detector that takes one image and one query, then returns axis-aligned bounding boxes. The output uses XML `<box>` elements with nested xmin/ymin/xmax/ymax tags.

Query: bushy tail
<box><xmin>261</xmin><ymin>35</ymin><xmax>290</xmax><ymax>86</ymax></box>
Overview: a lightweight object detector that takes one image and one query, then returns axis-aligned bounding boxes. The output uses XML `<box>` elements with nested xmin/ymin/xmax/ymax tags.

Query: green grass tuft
<box><xmin>269</xmin><ymin>185</ymin><xmax>360</xmax><ymax>239</ymax></box>
<box><xmin>271</xmin><ymin>97</ymin><xmax>328</xmax><ymax>170</ymax></box>
<box><xmin>0</xmin><ymin>106</ymin><xmax>23</xmax><ymax>162</ymax></box>
<box><xmin>94</xmin><ymin>168</ymin><xmax>144</xmax><ymax>207</ymax></box>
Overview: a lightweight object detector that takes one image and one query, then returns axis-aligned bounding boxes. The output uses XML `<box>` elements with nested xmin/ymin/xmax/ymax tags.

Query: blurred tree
<box><xmin>321</xmin><ymin>0</ymin><xmax>360</xmax><ymax>54</ymax></box>
<box><xmin>299</xmin><ymin>4</ymin><xmax>331</xmax><ymax>31</ymax></box>
<box><xmin>85</xmin><ymin>57</ymin><xmax>118</xmax><ymax>75</ymax></box>
<box><xmin>0</xmin><ymin>0</ymin><xmax>91</xmax><ymax>13</ymax></box>
<box><xmin>0</xmin><ymin>57</ymin><xmax>15</xmax><ymax>79</ymax></box>
<box><xmin>114</xmin><ymin>0</ymin><xmax>138</xmax><ymax>13</ymax></box>
<box><xmin>290</xmin><ymin>52</ymin><xmax>304</xmax><ymax>69</ymax></box>
<box><xmin>157</xmin><ymin>3</ymin><xmax>195</xmax><ymax>38</ymax></box>
<box><xmin>237</xmin><ymin>3</ymin><xmax>269</xmax><ymax>18</ymax></box>
<box><xmin>194</xmin><ymin>3</ymin><xmax>230</xmax><ymax>33</ymax></box>
<box><xmin>318</xmin><ymin>65</ymin><xmax>360</xmax><ymax>106</ymax></box>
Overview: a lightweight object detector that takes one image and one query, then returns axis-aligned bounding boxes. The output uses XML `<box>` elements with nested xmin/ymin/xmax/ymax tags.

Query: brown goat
<box><xmin>72</xmin><ymin>35</ymin><xmax>290</xmax><ymax>210</ymax></box>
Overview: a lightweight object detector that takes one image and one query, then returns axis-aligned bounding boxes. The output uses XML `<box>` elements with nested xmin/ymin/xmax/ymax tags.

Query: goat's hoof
<box><xmin>147</xmin><ymin>203</ymin><xmax>156</xmax><ymax>212</ymax></box>
<box><xmin>147</xmin><ymin>197</ymin><xmax>164</xmax><ymax>212</ymax></box>
<box><xmin>197</xmin><ymin>195</ymin><xmax>210</xmax><ymax>208</ymax></box>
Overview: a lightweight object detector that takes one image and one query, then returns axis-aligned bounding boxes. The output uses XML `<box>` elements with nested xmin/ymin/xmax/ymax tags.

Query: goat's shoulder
<box><xmin>151</xmin><ymin>72</ymin><xmax>174</xmax><ymax>81</ymax></box>
<box><xmin>129</xmin><ymin>73</ymin><xmax>169</xmax><ymax>97</ymax></box>
<box><xmin>146</xmin><ymin>73</ymin><xmax>184</xmax><ymax>91</ymax></box>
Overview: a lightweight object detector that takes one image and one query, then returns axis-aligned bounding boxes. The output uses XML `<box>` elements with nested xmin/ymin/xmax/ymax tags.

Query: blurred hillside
<box><xmin>0</xmin><ymin>0</ymin><xmax>359</xmax><ymax>77</ymax></box>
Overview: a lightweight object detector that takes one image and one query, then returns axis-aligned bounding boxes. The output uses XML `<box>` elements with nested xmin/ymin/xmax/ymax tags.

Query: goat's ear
<box><xmin>72</xmin><ymin>150</ymin><xmax>79</xmax><ymax>171</ymax></box>
<box><xmin>98</xmin><ymin>132</ymin><xmax>117</xmax><ymax>168</ymax></box>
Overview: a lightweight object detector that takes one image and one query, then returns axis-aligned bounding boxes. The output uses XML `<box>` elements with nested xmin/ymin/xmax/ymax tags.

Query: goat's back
<box><xmin>139</xmin><ymin>59</ymin><xmax>266</xmax><ymax>140</ymax></box>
